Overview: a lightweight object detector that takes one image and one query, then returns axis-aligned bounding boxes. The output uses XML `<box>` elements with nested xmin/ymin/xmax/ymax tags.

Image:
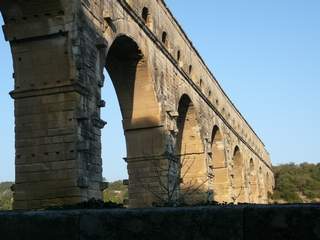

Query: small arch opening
<box><xmin>188</xmin><ymin>65</ymin><xmax>193</xmax><ymax>75</ymax></box>
<box><xmin>162</xmin><ymin>31</ymin><xmax>168</xmax><ymax>46</ymax></box>
<box><xmin>142</xmin><ymin>7</ymin><xmax>149</xmax><ymax>23</ymax></box>
<box><xmin>177</xmin><ymin>50</ymin><xmax>181</xmax><ymax>61</ymax></box>
<box><xmin>141</xmin><ymin>7</ymin><xmax>152</xmax><ymax>28</ymax></box>
<box><xmin>250</xmin><ymin>158</ymin><xmax>254</xmax><ymax>172</ymax></box>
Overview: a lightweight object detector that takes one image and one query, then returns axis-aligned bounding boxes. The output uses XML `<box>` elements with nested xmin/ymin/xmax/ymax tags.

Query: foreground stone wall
<box><xmin>0</xmin><ymin>0</ymin><xmax>274</xmax><ymax>209</ymax></box>
<box><xmin>0</xmin><ymin>205</ymin><xmax>319</xmax><ymax>240</ymax></box>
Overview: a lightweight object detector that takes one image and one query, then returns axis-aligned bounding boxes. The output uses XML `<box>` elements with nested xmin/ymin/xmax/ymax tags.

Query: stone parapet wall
<box><xmin>0</xmin><ymin>205</ymin><xmax>319</xmax><ymax>240</ymax></box>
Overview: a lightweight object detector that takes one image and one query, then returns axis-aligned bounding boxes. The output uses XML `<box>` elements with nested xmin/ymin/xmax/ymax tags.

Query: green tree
<box><xmin>0</xmin><ymin>182</ymin><xmax>13</xmax><ymax>210</ymax></box>
<box><xmin>272</xmin><ymin>163</ymin><xmax>320</xmax><ymax>203</ymax></box>
<box><xmin>103</xmin><ymin>181</ymin><xmax>128</xmax><ymax>204</ymax></box>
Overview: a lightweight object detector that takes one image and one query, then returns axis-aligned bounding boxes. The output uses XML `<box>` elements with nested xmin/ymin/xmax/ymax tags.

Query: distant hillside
<box><xmin>0</xmin><ymin>182</ymin><xmax>13</xmax><ymax>210</ymax></box>
<box><xmin>272</xmin><ymin>163</ymin><xmax>320</xmax><ymax>203</ymax></box>
<box><xmin>103</xmin><ymin>180</ymin><xmax>128</xmax><ymax>204</ymax></box>
<box><xmin>0</xmin><ymin>181</ymin><xmax>128</xmax><ymax>210</ymax></box>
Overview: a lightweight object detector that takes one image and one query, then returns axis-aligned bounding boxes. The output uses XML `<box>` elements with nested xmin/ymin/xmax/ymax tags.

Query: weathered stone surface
<box><xmin>0</xmin><ymin>205</ymin><xmax>319</xmax><ymax>240</ymax></box>
<box><xmin>244</xmin><ymin>205</ymin><xmax>320</xmax><ymax>240</ymax></box>
<box><xmin>79</xmin><ymin>207</ymin><xmax>244</xmax><ymax>240</ymax></box>
<box><xmin>0</xmin><ymin>0</ymin><xmax>274</xmax><ymax>209</ymax></box>
<box><xmin>0</xmin><ymin>210</ymin><xmax>80</xmax><ymax>240</ymax></box>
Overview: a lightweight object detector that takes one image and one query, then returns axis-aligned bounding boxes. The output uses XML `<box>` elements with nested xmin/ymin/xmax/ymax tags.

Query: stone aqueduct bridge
<box><xmin>0</xmin><ymin>0</ymin><xmax>274</xmax><ymax>209</ymax></box>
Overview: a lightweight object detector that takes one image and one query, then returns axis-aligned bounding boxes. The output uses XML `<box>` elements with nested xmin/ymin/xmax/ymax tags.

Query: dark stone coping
<box><xmin>0</xmin><ymin>205</ymin><xmax>319</xmax><ymax>240</ymax></box>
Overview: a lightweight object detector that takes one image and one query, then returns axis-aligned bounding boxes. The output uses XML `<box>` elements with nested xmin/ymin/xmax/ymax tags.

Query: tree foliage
<box><xmin>103</xmin><ymin>181</ymin><xmax>128</xmax><ymax>204</ymax></box>
<box><xmin>0</xmin><ymin>182</ymin><xmax>13</xmax><ymax>210</ymax></box>
<box><xmin>0</xmin><ymin>181</ymin><xmax>128</xmax><ymax>210</ymax></box>
<box><xmin>272</xmin><ymin>163</ymin><xmax>320</xmax><ymax>203</ymax></box>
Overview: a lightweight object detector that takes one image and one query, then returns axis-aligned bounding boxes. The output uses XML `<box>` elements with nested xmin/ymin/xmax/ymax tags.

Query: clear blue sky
<box><xmin>1</xmin><ymin>1</ymin><xmax>319</xmax><ymax>182</ymax></box>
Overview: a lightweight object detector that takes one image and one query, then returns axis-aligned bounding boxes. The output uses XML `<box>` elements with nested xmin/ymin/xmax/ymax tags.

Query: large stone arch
<box><xmin>232</xmin><ymin>146</ymin><xmax>246</xmax><ymax>203</ymax></box>
<box><xmin>176</xmin><ymin>94</ymin><xmax>207</xmax><ymax>203</ymax></box>
<box><xmin>258</xmin><ymin>166</ymin><xmax>266</xmax><ymax>203</ymax></box>
<box><xmin>106</xmin><ymin>35</ymin><xmax>161</xmax><ymax>149</ymax></box>
<box><xmin>248</xmin><ymin>158</ymin><xmax>259</xmax><ymax>202</ymax></box>
<box><xmin>105</xmin><ymin>35</ymin><xmax>167</xmax><ymax>207</ymax></box>
<box><xmin>210</xmin><ymin>125</ymin><xmax>229</xmax><ymax>202</ymax></box>
<box><xmin>265</xmin><ymin>171</ymin><xmax>273</xmax><ymax>202</ymax></box>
